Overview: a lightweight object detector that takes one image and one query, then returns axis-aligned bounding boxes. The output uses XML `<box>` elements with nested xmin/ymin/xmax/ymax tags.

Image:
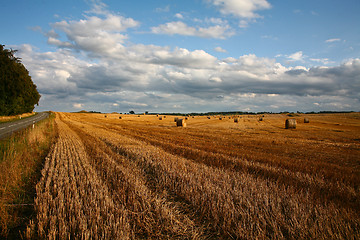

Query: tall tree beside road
<box><xmin>0</xmin><ymin>45</ymin><xmax>40</xmax><ymax>115</ymax></box>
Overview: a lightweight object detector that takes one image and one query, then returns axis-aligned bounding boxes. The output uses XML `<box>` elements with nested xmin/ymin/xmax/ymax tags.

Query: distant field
<box><xmin>28</xmin><ymin>112</ymin><xmax>360</xmax><ymax>239</ymax></box>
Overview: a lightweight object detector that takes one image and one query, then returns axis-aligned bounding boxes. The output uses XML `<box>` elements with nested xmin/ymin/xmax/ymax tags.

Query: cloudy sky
<box><xmin>1</xmin><ymin>0</ymin><xmax>360</xmax><ymax>113</ymax></box>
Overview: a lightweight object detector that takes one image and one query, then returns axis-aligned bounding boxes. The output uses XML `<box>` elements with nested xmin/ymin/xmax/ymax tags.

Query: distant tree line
<box><xmin>0</xmin><ymin>45</ymin><xmax>40</xmax><ymax>115</ymax></box>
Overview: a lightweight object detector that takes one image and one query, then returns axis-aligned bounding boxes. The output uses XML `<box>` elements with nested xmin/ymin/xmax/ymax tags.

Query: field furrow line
<box><xmin>30</xmin><ymin>115</ymin><xmax>130</xmax><ymax>239</ymax></box>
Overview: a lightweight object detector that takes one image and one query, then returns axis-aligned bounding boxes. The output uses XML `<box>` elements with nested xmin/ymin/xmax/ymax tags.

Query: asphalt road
<box><xmin>0</xmin><ymin>112</ymin><xmax>50</xmax><ymax>139</ymax></box>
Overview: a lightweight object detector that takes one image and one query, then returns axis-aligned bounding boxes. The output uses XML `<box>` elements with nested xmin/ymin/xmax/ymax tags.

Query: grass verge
<box><xmin>0</xmin><ymin>113</ymin><xmax>37</xmax><ymax>124</ymax></box>
<box><xmin>0</xmin><ymin>112</ymin><xmax>57</xmax><ymax>239</ymax></box>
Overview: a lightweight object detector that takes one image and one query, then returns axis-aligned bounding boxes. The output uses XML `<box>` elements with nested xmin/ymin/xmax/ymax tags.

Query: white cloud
<box><xmin>208</xmin><ymin>0</ymin><xmax>271</xmax><ymax>27</ymax></box>
<box><xmin>214</xmin><ymin>46</ymin><xmax>227</xmax><ymax>53</ymax></box>
<box><xmin>85</xmin><ymin>0</ymin><xmax>109</xmax><ymax>15</ymax></box>
<box><xmin>325</xmin><ymin>38</ymin><xmax>341</xmax><ymax>43</ymax></box>
<box><xmin>175</xmin><ymin>13</ymin><xmax>184</xmax><ymax>19</ymax></box>
<box><xmin>205</xmin><ymin>17</ymin><xmax>228</xmax><ymax>25</ymax></box>
<box><xmin>287</xmin><ymin>51</ymin><xmax>306</xmax><ymax>62</ymax></box>
<box><xmin>73</xmin><ymin>103</ymin><xmax>84</xmax><ymax>109</ymax></box>
<box><xmin>49</xmin><ymin>14</ymin><xmax>139</xmax><ymax>57</ymax></box>
<box><xmin>147</xmin><ymin>47</ymin><xmax>218</xmax><ymax>69</ymax></box>
<box><xmin>151</xmin><ymin>21</ymin><xmax>193</xmax><ymax>35</ymax></box>
<box><xmin>209</xmin><ymin>76</ymin><xmax>223</xmax><ymax>82</ymax></box>
<box><xmin>151</xmin><ymin>21</ymin><xmax>234</xmax><ymax>39</ymax></box>
<box><xmin>209</xmin><ymin>0</ymin><xmax>271</xmax><ymax>19</ymax></box>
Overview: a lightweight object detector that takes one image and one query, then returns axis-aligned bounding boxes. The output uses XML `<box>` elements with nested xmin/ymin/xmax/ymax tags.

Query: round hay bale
<box><xmin>176</xmin><ymin>118</ymin><xmax>186</xmax><ymax>127</ymax></box>
<box><xmin>159</xmin><ymin>117</ymin><xmax>162</xmax><ymax>120</ymax></box>
<box><xmin>174</xmin><ymin>117</ymin><xmax>179</xmax><ymax>122</ymax></box>
<box><xmin>105</xmin><ymin>115</ymin><xmax>107</xmax><ymax>118</ymax></box>
<box><xmin>163</xmin><ymin>116</ymin><xmax>166</xmax><ymax>118</ymax></box>
<box><xmin>219</xmin><ymin>117</ymin><xmax>222</xmax><ymax>120</ymax></box>
<box><xmin>285</xmin><ymin>118</ymin><xmax>296</xmax><ymax>129</ymax></box>
<box><xmin>304</xmin><ymin>118</ymin><xmax>310</xmax><ymax>123</ymax></box>
<box><xmin>119</xmin><ymin>116</ymin><xmax>122</xmax><ymax>119</ymax></box>
<box><xmin>185</xmin><ymin>117</ymin><xmax>188</xmax><ymax>120</ymax></box>
<box><xmin>259</xmin><ymin>117</ymin><xmax>263</xmax><ymax>121</ymax></box>
<box><xmin>207</xmin><ymin>116</ymin><xmax>211</xmax><ymax>119</ymax></box>
<box><xmin>234</xmin><ymin>118</ymin><xmax>239</xmax><ymax>123</ymax></box>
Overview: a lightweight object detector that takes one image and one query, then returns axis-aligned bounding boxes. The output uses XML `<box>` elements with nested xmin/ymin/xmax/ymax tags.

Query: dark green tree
<box><xmin>0</xmin><ymin>45</ymin><xmax>40</xmax><ymax>115</ymax></box>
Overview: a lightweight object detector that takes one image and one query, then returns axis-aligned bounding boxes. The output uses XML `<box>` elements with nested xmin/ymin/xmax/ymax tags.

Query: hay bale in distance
<box><xmin>259</xmin><ymin>117</ymin><xmax>263</xmax><ymax>121</ymax></box>
<box><xmin>207</xmin><ymin>116</ymin><xmax>211</xmax><ymax>119</ymax></box>
<box><xmin>174</xmin><ymin>117</ymin><xmax>179</xmax><ymax>122</ymax></box>
<box><xmin>219</xmin><ymin>117</ymin><xmax>222</xmax><ymax>120</ymax></box>
<box><xmin>176</xmin><ymin>118</ymin><xmax>186</xmax><ymax>127</ymax></box>
<box><xmin>285</xmin><ymin>119</ymin><xmax>296</xmax><ymax>129</ymax></box>
<box><xmin>119</xmin><ymin>116</ymin><xmax>122</xmax><ymax>119</ymax></box>
<box><xmin>304</xmin><ymin>118</ymin><xmax>310</xmax><ymax>123</ymax></box>
<box><xmin>159</xmin><ymin>117</ymin><xmax>162</xmax><ymax>120</ymax></box>
<box><xmin>234</xmin><ymin>118</ymin><xmax>239</xmax><ymax>123</ymax></box>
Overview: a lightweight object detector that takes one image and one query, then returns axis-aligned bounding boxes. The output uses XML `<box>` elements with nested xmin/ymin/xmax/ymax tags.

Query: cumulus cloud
<box><xmin>48</xmin><ymin>14</ymin><xmax>139</xmax><ymax>58</ymax></box>
<box><xmin>15</xmin><ymin>3</ymin><xmax>360</xmax><ymax>113</ymax></box>
<box><xmin>209</xmin><ymin>0</ymin><xmax>271</xmax><ymax>18</ymax></box>
<box><xmin>214</xmin><ymin>46</ymin><xmax>227</xmax><ymax>53</ymax></box>
<box><xmin>73</xmin><ymin>103</ymin><xmax>84</xmax><ymax>109</ymax></box>
<box><xmin>19</xmin><ymin>41</ymin><xmax>360</xmax><ymax>112</ymax></box>
<box><xmin>287</xmin><ymin>51</ymin><xmax>306</xmax><ymax>62</ymax></box>
<box><xmin>151</xmin><ymin>21</ymin><xmax>234</xmax><ymax>39</ymax></box>
<box><xmin>174</xmin><ymin>13</ymin><xmax>184</xmax><ymax>19</ymax></box>
<box><xmin>208</xmin><ymin>0</ymin><xmax>271</xmax><ymax>27</ymax></box>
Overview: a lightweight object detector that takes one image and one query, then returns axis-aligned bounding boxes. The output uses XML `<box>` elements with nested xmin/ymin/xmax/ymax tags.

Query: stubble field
<box><xmin>28</xmin><ymin>112</ymin><xmax>360</xmax><ymax>239</ymax></box>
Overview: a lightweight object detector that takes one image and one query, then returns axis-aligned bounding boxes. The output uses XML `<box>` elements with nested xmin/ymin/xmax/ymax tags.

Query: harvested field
<box><xmin>28</xmin><ymin>112</ymin><xmax>360</xmax><ymax>239</ymax></box>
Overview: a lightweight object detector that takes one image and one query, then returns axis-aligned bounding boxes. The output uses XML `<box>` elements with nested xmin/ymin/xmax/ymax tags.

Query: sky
<box><xmin>1</xmin><ymin>0</ymin><xmax>360</xmax><ymax>113</ymax></box>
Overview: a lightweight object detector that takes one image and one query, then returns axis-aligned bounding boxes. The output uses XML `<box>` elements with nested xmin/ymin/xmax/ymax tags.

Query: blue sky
<box><xmin>1</xmin><ymin>0</ymin><xmax>360</xmax><ymax>113</ymax></box>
